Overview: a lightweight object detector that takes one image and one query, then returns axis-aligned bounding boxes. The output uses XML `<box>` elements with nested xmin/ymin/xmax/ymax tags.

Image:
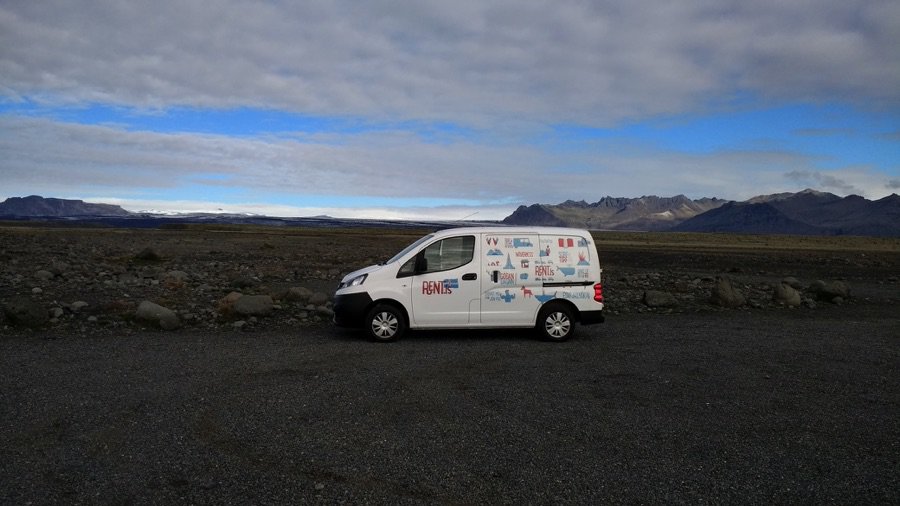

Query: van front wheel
<box><xmin>537</xmin><ymin>304</ymin><xmax>575</xmax><ymax>341</ymax></box>
<box><xmin>366</xmin><ymin>304</ymin><xmax>406</xmax><ymax>342</ymax></box>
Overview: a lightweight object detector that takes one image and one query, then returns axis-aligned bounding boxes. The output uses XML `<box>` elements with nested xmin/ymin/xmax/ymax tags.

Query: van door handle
<box><xmin>462</xmin><ymin>273</ymin><xmax>477</xmax><ymax>281</ymax></box>
<box><xmin>491</xmin><ymin>270</ymin><xmax>499</xmax><ymax>283</ymax></box>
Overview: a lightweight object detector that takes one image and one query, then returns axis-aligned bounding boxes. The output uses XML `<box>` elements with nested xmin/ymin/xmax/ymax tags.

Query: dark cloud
<box><xmin>1</xmin><ymin>0</ymin><xmax>897</xmax><ymax>124</ymax></box>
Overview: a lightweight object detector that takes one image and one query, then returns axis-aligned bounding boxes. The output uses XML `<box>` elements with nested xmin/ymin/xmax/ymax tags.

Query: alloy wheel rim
<box><xmin>545</xmin><ymin>312</ymin><xmax>570</xmax><ymax>338</ymax></box>
<box><xmin>372</xmin><ymin>312</ymin><xmax>399</xmax><ymax>338</ymax></box>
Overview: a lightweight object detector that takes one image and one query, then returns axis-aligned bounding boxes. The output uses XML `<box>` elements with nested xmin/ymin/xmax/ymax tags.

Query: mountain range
<box><xmin>0</xmin><ymin>195</ymin><xmax>130</xmax><ymax>217</ymax></box>
<box><xmin>503</xmin><ymin>189</ymin><xmax>900</xmax><ymax>236</ymax></box>
<box><xmin>2</xmin><ymin>192</ymin><xmax>898</xmax><ymax>236</ymax></box>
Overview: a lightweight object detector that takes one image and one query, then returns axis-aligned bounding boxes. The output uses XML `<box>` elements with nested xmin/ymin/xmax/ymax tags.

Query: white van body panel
<box><xmin>334</xmin><ymin>226</ymin><xmax>604</xmax><ymax>333</ymax></box>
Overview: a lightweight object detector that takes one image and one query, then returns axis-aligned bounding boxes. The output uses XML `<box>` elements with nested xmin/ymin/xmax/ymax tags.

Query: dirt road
<box><xmin>2</xmin><ymin>308</ymin><xmax>897</xmax><ymax>504</ymax></box>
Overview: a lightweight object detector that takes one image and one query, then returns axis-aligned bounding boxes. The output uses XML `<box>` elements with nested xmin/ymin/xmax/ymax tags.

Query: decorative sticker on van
<box><xmin>534</xmin><ymin>264</ymin><xmax>555</xmax><ymax>280</ymax></box>
<box><xmin>577</xmin><ymin>251</ymin><xmax>590</xmax><ymax>265</ymax></box>
<box><xmin>487</xmin><ymin>248</ymin><xmax>503</xmax><ymax>256</ymax></box>
<box><xmin>485</xmin><ymin>289</ymin><xmax>516</xmax><ymax>303</ymax></box>
<box><xmin>505</xmin><ymin>238</ymin><xmax>533</xmax><ymax>248</ymax></box>
<box><xmin>503</xmin><ymin>254</ymin><xmax>516</xmax><ymax>270</ymax></box>
<box><xmin>421</xmin><ymin>279</ymin><xmax>458</xmax><ymax>295</ymax></box>
<box><xmin>559</xmin><ymin>291</ymin><xmax>591</xmax><ymax>299</ymax></box>
<box><xmin>498</xmin><ymin>272</ymin><xmax>517</xmax><ymax>286</ymax></box>
<box><xmin>520</xmin><ymin>286</ymin><xmax>534</xmax><ymax>298</ymax></box>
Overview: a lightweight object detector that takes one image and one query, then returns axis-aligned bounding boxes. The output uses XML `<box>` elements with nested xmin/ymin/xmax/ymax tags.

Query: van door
<box><xmin>481</xmin><ymin>233</ymin><xmax>540</xmax><ymax>325</ymax></box>
<box><xmin>408</xmin><ymin>234</ymin><xmax>481</xmax><ymax>327</ymax></box>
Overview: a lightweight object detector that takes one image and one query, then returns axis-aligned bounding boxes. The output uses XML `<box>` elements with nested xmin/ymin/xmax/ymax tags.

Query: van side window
<box><xmin>421</xmin><ymin>235</ymin><xmax>475</xmax><ymax>273</ymax></box>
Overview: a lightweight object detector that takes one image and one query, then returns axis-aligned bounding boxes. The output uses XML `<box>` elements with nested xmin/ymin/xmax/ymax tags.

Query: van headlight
<box><xmin>339</xmin><ymin>273</ymin><xmax>367</xmax><ymax>289</ymax></box>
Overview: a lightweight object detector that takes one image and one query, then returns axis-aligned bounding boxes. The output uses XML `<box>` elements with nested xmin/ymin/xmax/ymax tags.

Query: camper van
<box><xmin>333</xmin><ymin>227</ymin><xmax>604</xmax><ymax>341</ymax></box>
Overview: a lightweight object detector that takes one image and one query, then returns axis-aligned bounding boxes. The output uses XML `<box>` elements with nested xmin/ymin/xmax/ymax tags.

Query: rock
<box><xmin>35</xmin><ymin>270</ymin><xmax>54</xmax><ymax>281</ymax></box>
<box><xmin>285</xmin><ymin>286</ymin><xmax>313</xmax><ymax>304</ymax></box>
<box><xmin>308</xmin><ymin>291</ymin><xmax>329</xmax><ymax>306</ymax></box>
<box><xmin>134</xmin><ymin>247</ymin><xmax>161</xmax><ymax>261</ymax></box>
<box><xmin>135</xmin><ymin>301</ymin><xmax>181</xmax><ymax>330</ymax></box>
<box><xmin>163</xmin><ymin>270</ymin><xmax>189</xmax><ymax>289</ymax></box>
<box><xmin>70</xmin><ymin>301</ymin><xmax>89</xmax><ymax>313</ymax></box>
<box><xmin>231</xmin><ymin>276</ymin><xmax>256</xmax><ymax>289</ymax></box>
<box><xmin>49</xmin><ymin>261</ymin><xmax>70</xmax><ymax>276</ymax></box>
<box><xmin>233</xmin><ymin>320</ymin><xmax>247</xmax><ymax>329</ymax></box>
<box><xmin>809</xmin><ymin>280</ymin><xmax>851</xmax><ymax>302</ymax></box>
<box><xmin>316</xmin><ymin>306</ymin><xmax>335</xmax><ymax>318</ymax></box>
<box><xmin>31</xmin><ymin>287</ymin><xmax>43</xmax><ymax>295</ymax></box>
<box><xmin>710</xmin><ymin>275</ymin><xmax>745</xmax><ymax>308</ymax></box>
<box><xmin>234</xmin><ymin>295</ymin><xmax>274</xmax><ymax>317</ymax></box>
<box><xmin>773</xmin><ymin>283</ymin><xmax>802</xmax><ymax>307</ymax></box>
<box><xmin>781</xmin><ymin>276</ymin><xmax>803</xmax><ymax>290</ymax></box>
<box><xmin>3</xmin><ymin>297</ymin><xmax>49</xmax><ymax>328</ymax></box>
<box><xmin>218</xmin><ymin>291</ymin><xmax>244</xmax><ymax>315</ymax></box>
<box><xmin>642</xmin><ymin>290</ymin><xmax>678</xmax><ymax>308</ymax></box>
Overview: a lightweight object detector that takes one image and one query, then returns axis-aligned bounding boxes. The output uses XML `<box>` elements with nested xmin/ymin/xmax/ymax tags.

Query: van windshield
<box><xmin>383</xmin><ymin>234</ymin><xmax>434</xmax><ymax>265</ymax></box>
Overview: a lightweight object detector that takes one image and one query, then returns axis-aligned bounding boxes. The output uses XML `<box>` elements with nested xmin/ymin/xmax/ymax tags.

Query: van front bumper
<box><xmin>332</xmin><ymin>292</ymin><xmax>373</xmax><ymax>328</ymax></box>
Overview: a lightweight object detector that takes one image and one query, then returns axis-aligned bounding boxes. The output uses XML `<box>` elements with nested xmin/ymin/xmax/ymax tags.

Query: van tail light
<box><xmin>593</xmin><ymin>283</ymin><xmax>603</xmax><ymax>303</ymax></box>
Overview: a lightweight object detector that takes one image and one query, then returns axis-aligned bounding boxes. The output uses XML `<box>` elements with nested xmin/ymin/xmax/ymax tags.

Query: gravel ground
<box><xmin>2</xmin><ymin>307</ymin><xmax>897</xmax><ymax>504</ymax></box>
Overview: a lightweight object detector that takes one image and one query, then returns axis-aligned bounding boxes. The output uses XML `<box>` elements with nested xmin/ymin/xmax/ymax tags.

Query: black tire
<box><xmin>365</xmin><ymin>304</ymin><xmax>406</xmax><ymax>342</ymax></box>
<box><xmin>537</xmin><ymin>303</ymin><xmax>575</xmax><ymax>341</ymax></box>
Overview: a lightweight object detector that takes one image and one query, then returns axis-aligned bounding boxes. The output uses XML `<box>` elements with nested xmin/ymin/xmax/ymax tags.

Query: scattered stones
<box><xmin>710</xmin><ymin>275</ymin><xmax>746</xmax><ymax>308</ymax></box>
<box><xmin>642</xmin><ymin>290</ymin><xmax>678</xmax><ymax>308</ymax></box>
<box><xmin>218</xmin><ymin>292</ymin><xmax>244</xmax><ymax>316</ymax></box>
<box><xmin>2</xmin><ymin>297</ymin><xmax>49</xmax><ymax>328</ymax></box>
<box><xmin>135</xmin><ymin>301</ymin><xmax>181</xmax><ymax>330</ymax></box>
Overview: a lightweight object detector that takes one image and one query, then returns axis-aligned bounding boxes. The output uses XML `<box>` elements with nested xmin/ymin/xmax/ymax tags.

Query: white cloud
<box><xmin>3</xmin><ymin>115</ymin><xmax>896</xmax><ymax>213</ymax></box>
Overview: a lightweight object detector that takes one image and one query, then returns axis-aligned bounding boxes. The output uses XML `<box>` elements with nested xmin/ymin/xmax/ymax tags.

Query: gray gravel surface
<box><xmin>2</xmin><ymin>308</ymin><xmax>898</xmax><ymax>504</ymax></box>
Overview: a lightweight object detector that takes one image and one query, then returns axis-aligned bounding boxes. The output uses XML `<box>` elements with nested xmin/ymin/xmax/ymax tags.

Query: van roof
<box><xmin>430</xmin><ymin>226</ymin><xmax>593</xmax><ymax>238</ymax></box>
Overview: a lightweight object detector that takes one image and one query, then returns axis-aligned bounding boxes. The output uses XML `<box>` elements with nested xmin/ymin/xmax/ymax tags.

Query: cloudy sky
<box><xmin>1</xmin><ymin>0</ymin><xmax>898</xmax><ymax>219</ymax></box>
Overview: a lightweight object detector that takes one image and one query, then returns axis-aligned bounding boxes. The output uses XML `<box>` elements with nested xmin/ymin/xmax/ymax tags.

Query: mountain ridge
<box><xmin>0</xmin><ymin>195</ymin><xmax>130</xmax><ymax>217</ymax></box>
<box><xmin>505</xmin><ymin>190</ymin><xmax>900</xmax><ymax>236</ymax></box>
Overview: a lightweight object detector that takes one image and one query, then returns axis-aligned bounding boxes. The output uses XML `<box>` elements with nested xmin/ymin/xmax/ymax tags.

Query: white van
<box><xmin>333</xmin><ymin>227</ymin><xmax>604</xmax><ymax>341</ymax></box>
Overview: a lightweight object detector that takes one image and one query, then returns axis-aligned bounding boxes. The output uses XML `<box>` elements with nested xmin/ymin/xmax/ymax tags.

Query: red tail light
<box><xmin>593</xmin><ymin>283</ymin><xmax>603</xmax><ymax>303</ymax></box>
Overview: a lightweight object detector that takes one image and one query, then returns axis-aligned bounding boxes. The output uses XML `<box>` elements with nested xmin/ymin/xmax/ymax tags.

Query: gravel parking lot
<box><xmin>2</xmin><ymin>307</ymin><xmax>897</xmax><ymax>504</ymax></box>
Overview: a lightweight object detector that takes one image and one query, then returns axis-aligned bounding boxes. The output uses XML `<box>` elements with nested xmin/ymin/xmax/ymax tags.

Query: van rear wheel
<box><xmin>537</xmin><ymin>304</ymin><xmax>575</xmax><ymax>341</ymax></box>
<box><xmin>366</xmin><ymin>304</ymin><xmax>406</xmax><ymax>342</ymax></box>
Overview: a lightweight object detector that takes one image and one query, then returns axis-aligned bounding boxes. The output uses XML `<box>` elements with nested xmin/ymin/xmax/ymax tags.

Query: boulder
<box><xmin>135</xmin><ymin>301</ymin><xmax>180</xmax><ymax>330</ymax></box>
<box><xmin>3</xmin><ymin>297</ymin><xmax>48</xmax><ymax>328</ymax></box>
<box><xmin>34</xmin><ymin>270</ymin><xmax>55</xmax><ymax>281</ymax></box>
<box><xmin>234</xmin><ymin>295</ymin><xmax>274</xmax><ymax>317</ymax></box>
<box><xmin>134</xmin><ymin>247</ymin><xmax>161</xmax><ymax>261</ymax></box>
<box><xmin>809</xmin><ymin>280</ymin><xmax>850</xmax><ymax>302</ymax></box>
<box><xmin>710</xmin><ymin>275</ymin><xmax>745</xmax><ymax>308</ymax></box>
<box><xmin>284</xmin><ymin>286</ymin><xmax>313</xmax><ymax>304</ymax></box>
<box><xmin>772</xmin><ymin>283</ymin><xmax>801</xmax><ymax>307</ymax></box>
<box><xmin>218</xmin><ymin>291</ymin><xmax>244</xmax><ymax>315</ymax></box>
<box><xmin>308</xmin><ymin>291</ymin><xmax>329</xmax><ymax>307</ymax></box>
<box><xmin>781</xmin><ymin>276</ymin><xmax>804</xmax><ymax>290</ymax></box>
<box><xmin>230</xmin><ymin>276</ymin><xmax>256</xmax><ymax>289</ymax></box>
<box><xmin>642</xmin><ymin>290</ymin><xmax>678</xmax><ymax>308</ymax></box>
